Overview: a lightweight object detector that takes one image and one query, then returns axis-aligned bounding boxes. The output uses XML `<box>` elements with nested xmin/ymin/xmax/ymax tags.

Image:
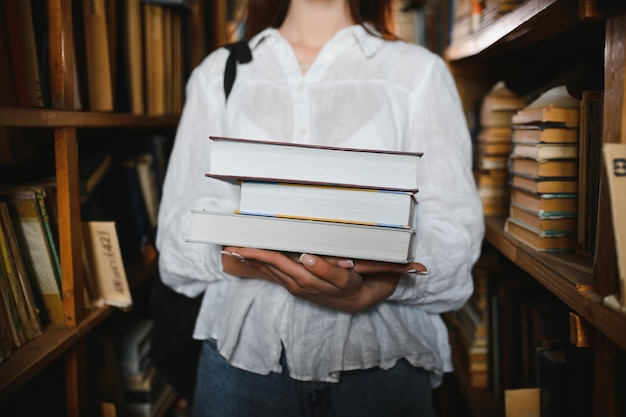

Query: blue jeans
<box><xmin>192</xmin><ymin>340</ymin><xmax>437</xmax><ymax>417</ymax></box>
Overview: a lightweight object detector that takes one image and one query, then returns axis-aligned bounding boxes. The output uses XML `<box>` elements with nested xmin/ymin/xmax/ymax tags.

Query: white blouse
<box><xmin>156</xmin><ymin>25</ymin><xmax>485</xmax><ymax>387</ymax></box>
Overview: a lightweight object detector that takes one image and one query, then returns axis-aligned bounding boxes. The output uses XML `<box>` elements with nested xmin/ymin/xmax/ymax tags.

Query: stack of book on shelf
<box><xmin>116</xmin><ymin>319</ymin><xmax>175</xmax><ymax>417</ymax></box>
<box><xmin>505</xmin><ymin>85</ymin><xmax>581</xmax><ymax>252</ymax></box>
<box><xmin>474</xmin><ymin>81</ymin><xmax>527</xmax><ymax>215</ymax></box>
<box><xmin>446</xmin><ymin>255</ymin><xmax>492</xmax><ymax>389</ymax></box>
<box><xmin>188</xmin><ymin>136</ymin><xmax>423</xmax><ymax>263</ymax></box>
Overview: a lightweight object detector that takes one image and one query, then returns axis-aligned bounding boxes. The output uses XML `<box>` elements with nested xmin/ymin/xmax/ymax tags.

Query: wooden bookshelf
<box><xmin>0</xmin><ymin>0</ymin><xmax>214</xmax><ymax>415</ymax></box>
<box><xmin>446</xmin><ymin>0</ymin><xmax>626</xmax><ymax>415</ymax></box>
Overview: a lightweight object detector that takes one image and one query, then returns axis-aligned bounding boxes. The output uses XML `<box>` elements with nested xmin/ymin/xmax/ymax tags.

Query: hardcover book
<box><xmin>510</xmin><ymin>157</ymin><xmax>578</xmax><ymax>179</ymax></box>
<box><xmin>510</xmin><ymin>187</ymin><xmax>577</xmax><ymax>215</ymax></box>
<box><xmin>505</xmin><ymin>216</ymin><xmax>577</xmax><ymax>252</ymax></box>
<box><xmin>234</xmin><ymin>179</ymin><xmax>416</xmax><ymax>228</ymax></box>
<box><xmin>206</xmin><ymin>136</ymin><xmax>423</xmax><ymax>191</ymax></box>
<box><xmin>188</xmin><ymin>210</ymin><xmax>415</xmax><ymax>263</ymax></box>
<box><xmin>511</xmin><ymin>125</ymin><xmax>579</xmax><ymax>144</ymax></box>
<box><xmin>511</xmin><ymin>86</ymin><xmax>581</xmax><ymax>127</ymax></box>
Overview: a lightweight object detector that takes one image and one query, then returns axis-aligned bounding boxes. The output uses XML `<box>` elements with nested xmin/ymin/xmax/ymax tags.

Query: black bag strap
<box><xmin>223</xmin><ymin>40</ymin><xmax>253</xmax><ymax>101</ymax></box>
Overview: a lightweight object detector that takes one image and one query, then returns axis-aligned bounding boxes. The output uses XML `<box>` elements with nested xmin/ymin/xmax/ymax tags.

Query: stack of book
<box><xmin>474</xmin><ymin>82</ymin><xmax>527</xmax><ymax>215</ymax></box>
<box><xmin>188</xmin><ymin>136</ymin><xmax>424</xmax><ymax>263</ymax></box>
<box><xmin>505</xmin><ymin>86</ymin><xmax>581</xmax><ymax>251</ymax></box>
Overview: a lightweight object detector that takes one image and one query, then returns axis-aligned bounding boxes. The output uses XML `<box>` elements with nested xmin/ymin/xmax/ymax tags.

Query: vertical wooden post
<box><xmin>55</xmin><ymin>127</ymin><xmax>84</xmax><ymax>327</ymax></box>
<box><xmin>48</xmin><ymin>0</ymin><xmax>75</xmax><ymax>110</ymax></box>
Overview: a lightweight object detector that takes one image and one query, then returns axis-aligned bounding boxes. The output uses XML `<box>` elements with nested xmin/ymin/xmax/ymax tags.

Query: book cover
<box><xmin>511</xmin><ymin>125</ymin><xmax>579</xmax><ymax>144</ymax></box>
<box><xmin>121</xmin><ymin>0</ymin><xmax>145</xmax><ymax>114</ymax></box>
<box><xmin>509</xmin><ymin>157</ymin><xmax>578</xmax><ymax>179</ymax></box>
<box><xmin>505</xmin><ymin>216</ymin><xmax>577</xmax><ymax>252</ymax></box>
<box><xmin>511</xmin><ymin>143</ymin><xmax>579</xmax><ymax>160</ymax></box>
<box><xmin>603</xmin><ymin>143</ymin><xmax>626</xmax><ymax>305</ymax></box>
<box><xmin>510</xmin><ymin>187</ymin><xmax>577</xmax><ymax>216</ymax></box>
<box><xmin>538</xmin><ymin>345</ymin><xmax>570</xmax><ymax>417</ymax></box>
<box><xmin>0</xmin><ymin>201</ymin><xmax>43</xmax><ymax>340</ymax></box>
<box><xmin>80</xmin><ymin>0</ymin><xmax>113</xmax><ymax>111</ymax></box>
<box><xmin>3</xmin><ymin>0</ymin><xmax>46</xmax><ymax>107</ymax></box>
<box><xmin>188</xmin><ymin>210</ymin><xmax>415</xmax><ymax>263</ymax></box>
<box><xmin>82</xmin><ymin>221</ymin><xmax>132</xmax><ymax>309</ymax></box>
<box><xmin>0</xmin><ymin>220</ymin><xmax>27</xmax><ymax>348</ymax></box>
<box><xmin>510</xmin><ymin>174</ymin><xmax>578</xmax><ymax>194</ymax></box>
<box><xmin>0</xmin><ymin>3</ymin><xmax>17</xmax><ymax>106</ymax></box>
<box><xmin>143</xmin><ymin>3</ymin><xmax>165</xmax><ymax>115</ymax></box>
<box><xmin>577</xmin><ymin>90</ymin><xmax>603</xmax><ymax>256</ymax></box>
<box><xmin>0</xmin><ymin>187</ymin><xmax>64</xmax><ymax>324</ymax></box>
<box><xmin>206</xmin><ymin>136</ymin><xmax>423</xmax><ymax>192</ymax></box>
<box><xmin>509</xmin><ymin>203</ymin><xmax>577</xmax><ymax>232</ymax></box>
<box><xmin>235</xmin><ymin>180</ymin><xmax>416</xmax><ymax>228</ymax></box>
<box><xmin>79</xmin><ymin>152</ymin><xmax>113</xmax><ymax>201</ymax></box>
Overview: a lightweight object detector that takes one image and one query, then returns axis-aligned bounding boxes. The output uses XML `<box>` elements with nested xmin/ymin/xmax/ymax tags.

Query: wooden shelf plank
<box><xmin>484</xmin><ymin>216</ymin><xmax>626</xmax><ymax>351</ymax></box>
<box><xmin>0</xmin><ymin>306</ymin><xmax>111</xmax><ymax>400</ymax></box>
<box><xmin>0</xmin><ymin>107</ymin><xmax>179</xmax><ymax>128</ymax></box>
<box><xmin>445</xmin><ymin>0</ymin><xmax>581</xmax><ymax>61</ymax></box>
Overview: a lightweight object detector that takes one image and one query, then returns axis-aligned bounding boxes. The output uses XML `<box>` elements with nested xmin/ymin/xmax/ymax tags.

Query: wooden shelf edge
<box><xmin>0</xmin><ymin>107</ymin><xmax>180</xmax><ymax>128</ymax></box>
<box><xmin>445</xmin><ymin>0</ymin><xmax>577</xmax><ymax>61</ymax></box>
<box><xmin>484</xmin><ymin>216</ymin><xmax>626</xmax><ymax>351</ymax></box>
<box><xmin>0</xmin><ymin>305</ymin><xmax>111</xmax><ymax>400</ymax></box>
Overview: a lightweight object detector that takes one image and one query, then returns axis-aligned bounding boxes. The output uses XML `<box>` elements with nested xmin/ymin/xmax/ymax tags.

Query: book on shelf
<box><xmin>511</xmin><ymin>125</ymin><xmax>579</xmax><ymax>144</ymax></box>
<box><xmin>477</xmin><ymin>141</ymin><xmax>511</xmax><ymax>155</ymax></box>
<box><xmin>476</xmin><ymin>154</ymin><xmax>508</xmax><ymax>171</ymax></box>
<box><xmin>82</xmin><ymin>221</ymin><xmax>132</xmax><ymax>309</ymax></box>
<box><xmin>206</xmin><ymin>136</ymin><xmax>423</xmax><ymax>192</ymax></box>
<box><xmin>0</xmin><ymin>3</ymin><xmax>17</xmax><ymax>106</ymax></box>
<box><xmin>121</xmin><ymin>0</ymin><xmax>145</xmax><ymax>114</ymax></box>
<box><xmin>79</xmin><ymin>152</ymin><xmax>113</xmax><ymax>202</ymax></box>
<box><xmin>474</xmin><ymin>168</ymin><xmax>509</xmax><ymax>188</ymax></box>
<box><xmin>538</xmin><ymin>345</ymin><xmax>570</xmax><ymax>417</ymax></box>
<box><xmin>511</xmin><ymin>143</ymin><xmax>579</xmax><ymax>160</ymax></box>
<box><xmin>510</xmin><ymin>174</ymin><xmax>578</xmax><ymax>194</ymax></box>
<box><xmin>232</xmin><ymin>179</ymin><xmax>416</xmax><ymax>228</ymax></box>
<box><xmin>3</xmin><ymin>0</ymin><xmax>46</xmax><ymax>107</ymax></box>
<box><xmin>510</xmin><ymin>187</ymin><xmax>577</xmax><ymax>215</ymax></box>
<box><xmin>0</xmin><ymin>201</ymin><xmax>43</xmax><ymax>343</ymax></box>
<box><xmin>505</xmin><ymin>216</ymin><xmax>577</xmax><ymax>252</ymax></box>
<box><xmin>577</xmin><ymin>90</ymin><xmax>603</xmax><ymax>257</ymax></box>
<box><xmin>509</xmin><ymin>157</ymin><xmax>578</xmax><ymax>179</ymax></box>
<box><xmin>0</xmin><ymin>186</ymin><xmax>64</xmax><ymax>324</ymax></box>
<box><xmin>188</xmin><ymin>210</ymin><xmax>415</xmax><ymax>263</ymax></box>
<box><xmin>478</xmin><ymin>126</ymin><xmax>513</xmax><ymax>143</ymax></box>
<box><xmin>505</xmin><ymin>388</ymin><xmax>540</xmax><ymax>417</ymax></box>
<box><xmin>78</xmin><ymin>0</ymin><xmax>114</xmax><ymax>111</ymax></box>
<box><xmin>143</xmin><ymin>3</ymin><xmax>166</xmax><ymax>115</ymax></box>
<box><xmin>603</xmin><ymin>143</ymin><xmax>626</xmax><ymax>306</ymax></box>
<box><xmin>511</xmin><ymin>85</ymin><xmax>581</xmax><ymax>127</ymax></box>
<box><xmin>509</xmin><ymin>203</ymin><xmax>577</xmax><ymax>232</ymax></box>
<box><xmin>479</xmin><ymin>81</ymin><xmax>527</xmax><ymax>127</ymax></box>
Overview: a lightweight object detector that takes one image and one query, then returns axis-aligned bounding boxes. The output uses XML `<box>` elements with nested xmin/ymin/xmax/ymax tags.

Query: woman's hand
<box><xmin>221</xmin><ymin>247</ymin><xmax>426</xmax><ymax>312</ymax></box>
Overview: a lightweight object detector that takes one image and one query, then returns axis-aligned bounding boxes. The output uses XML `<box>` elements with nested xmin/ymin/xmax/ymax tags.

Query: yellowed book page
<box><xmin>603</xmin><ymin>143</ymin><xmax>626</xmax><ymax>306</ymax></box>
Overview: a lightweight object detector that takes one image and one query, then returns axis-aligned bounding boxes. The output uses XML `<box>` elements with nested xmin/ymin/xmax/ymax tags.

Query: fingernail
<box><xmin>337</xmin><ymin>259</ymin><xmax>354</xmax><ymax>268</ymax></box>
<box><xmin>231</xmin><ymin>252</ymin><xmax>247</xmax><ymax>261</ymax></box>
<box><xmin>221</xmin><ymin>250</ymin><xmax>233</xmax><ymax>256</ymax></box>
<box><xmin>416</xmin><ymin>269</ymin><xmax>429</xmax><ymax>275</ymax></box>
<box><xmin>299</xmin><ymin>253</ymin><xmax>316</xmax><ymax>267</ymax></box>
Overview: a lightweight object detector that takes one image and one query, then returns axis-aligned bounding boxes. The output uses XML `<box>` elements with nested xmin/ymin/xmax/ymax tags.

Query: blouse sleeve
<box><xmin>387</xmin><ymin>55</ymin><xmax>485</xmax><ymax>313</ymax></box>
<box><xmin>156</xmin><ymin>50</ymin><xmax>240</xmax><ymax>297</ymax></box>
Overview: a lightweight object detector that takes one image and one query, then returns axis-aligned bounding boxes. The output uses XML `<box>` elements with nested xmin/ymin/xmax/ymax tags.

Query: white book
<box><xmin>188</xmin><ymin>210</ymin><xmax>415</xmax><ymax>263</ymax></box>
<box><xmin>236</xmin><ymin>180</ymin><xmax>416</xmax><ymax>228</ymax></box>
<box><xmin>206</xmin><ymin>136</ymin><xmax>423</xmax><ymax>192</ymax></box>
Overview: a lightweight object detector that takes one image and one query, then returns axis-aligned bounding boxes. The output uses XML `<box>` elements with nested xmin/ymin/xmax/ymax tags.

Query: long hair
<box><xmin>242</xmin><ymin>0</ymin><xmax>398</xmax><ymax>41</ymax></box>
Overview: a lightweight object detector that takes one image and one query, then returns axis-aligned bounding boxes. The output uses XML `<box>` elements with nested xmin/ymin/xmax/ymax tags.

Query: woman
<box><xmin>156</xmin><ymin>0</ymin><xmax>484</xmax><ymax>415</ymax></box>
